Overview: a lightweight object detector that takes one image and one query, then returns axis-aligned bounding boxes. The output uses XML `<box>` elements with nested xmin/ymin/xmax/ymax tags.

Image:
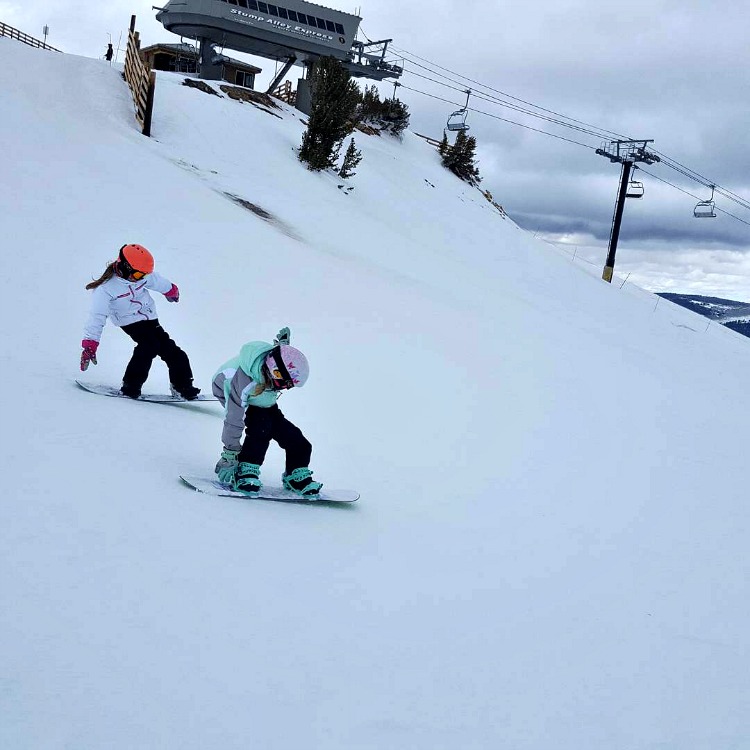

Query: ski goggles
<box><xmin>117</xmin><ymin>251</ymin><xmax>148</xmax><ymax>281</ymax></box>
<box><xmin>267</xmin><ymin>347</ymin><xmax>295</xmax><ymax>391</ymax></box>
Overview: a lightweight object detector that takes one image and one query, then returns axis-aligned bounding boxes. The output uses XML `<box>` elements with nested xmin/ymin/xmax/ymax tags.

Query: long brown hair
<box><xmin>85</xmin><ymin>262</ymin><xmax>118</xmax><ymax>290</ymax></box>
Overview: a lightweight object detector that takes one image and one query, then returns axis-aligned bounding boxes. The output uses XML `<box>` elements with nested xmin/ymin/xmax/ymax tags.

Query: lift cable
<box><xmin>654</xmin><ymin>156</ymin><xmax>750</xmax><ymax>213</ymax></box>
<box><xmin>387</xmin><ymin>41</ymin><xmax>750</xmax><ymax>214</ymax></box>
<box><xmin>398</xmin><ymin>56</ymin><xmax>623</xmax><ymax>143</ymax></box>
<box><xmin>400</xmin><ymin>67</ymin><xmax>616</xmax><ymax>142</ymax></box>
<box><xmin>637</xmin><ymin>168</ymin><xmax>750</xmax><ymax>227</ymax></box>
<box><xmin>392</xmin><ymin>43</ymin><xmax>628</xmax><ymax>141</ymax></box>
<box><xmin>403</xmin><ymin>82</ymin><xmax>750</xmax><ymax>230</ymax></box>
<box><xmin>373</xmin><ymin>38</ymin><xmax>750</xmax><ymax>224</ymax></box>
<box><xmin>391</xmin><ymin>43</ymin><xmax>630</xmax><ymax>142</ymax></box>
<box><xmin>397</xmin><ymin>83</ymin><xmax>597</xmax><ymax>150</ymax></box>
<box><xmin>665</xmin><ymin>169</ymin><xmax>750</xmax><ymax>213</ymax></box>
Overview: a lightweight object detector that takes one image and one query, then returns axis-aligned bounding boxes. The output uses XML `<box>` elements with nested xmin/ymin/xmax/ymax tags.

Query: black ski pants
<box><xmin>238</xmin><ymin>404</ymin><xmax>312</xmax><ymax>473</ymax></box>
<box><xmin>120</xmin><ymin>319</ymin><xmax>193</xmax><ymax>390</ymax></box>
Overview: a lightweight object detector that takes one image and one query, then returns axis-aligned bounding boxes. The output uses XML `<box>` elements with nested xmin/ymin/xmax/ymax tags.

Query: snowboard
<box><xmin>180</xmin><ymin>475</ymin><xmax>359</xmax><ymax>504</ymax></box>
<box><xmin>75</xmin><ymin>380</ymin><xmax>217</xmax><ymax>403</ymax></box>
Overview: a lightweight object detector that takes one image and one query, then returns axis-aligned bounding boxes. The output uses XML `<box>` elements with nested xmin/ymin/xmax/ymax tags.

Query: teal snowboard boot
<box><xmin>282</xmin><ymin>467</ymin><xmax>322</xmax><ymax>497</ymax></box>
<box><xmin>232</xmin><ymin>462</ymin><xmax>262</xmax><ymax>495</ymax></box>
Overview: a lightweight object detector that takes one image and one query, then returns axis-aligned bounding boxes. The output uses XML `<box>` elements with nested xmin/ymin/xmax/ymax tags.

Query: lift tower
<box><xmin>596</xmin><ymin>140</ymin><xmax>660</xmax><ymax>282</ymax></box>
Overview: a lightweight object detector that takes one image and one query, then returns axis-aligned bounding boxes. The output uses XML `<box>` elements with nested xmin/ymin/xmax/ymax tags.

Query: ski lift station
<box><xmin>155</xmin><ymin>0</ymin><xmax>403</xmax><ymax>113</ymax></box>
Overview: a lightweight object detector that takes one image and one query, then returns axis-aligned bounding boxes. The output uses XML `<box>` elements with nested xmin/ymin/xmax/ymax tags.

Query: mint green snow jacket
<box><xmin>211</xmin><ymin>341</ymin><xmax>279</xmax><ymax>452</ymax></box>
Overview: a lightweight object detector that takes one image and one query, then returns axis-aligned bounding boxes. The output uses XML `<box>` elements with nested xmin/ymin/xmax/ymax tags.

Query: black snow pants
<box><xmin>238</xmin><ymin>404</ymin><xmax>312</xmax><ymax>473</ymax></box>
<box><xmin>120</xmin><ymin>319</ymin><xmax>194</xmax><ymax>390</ymax></box>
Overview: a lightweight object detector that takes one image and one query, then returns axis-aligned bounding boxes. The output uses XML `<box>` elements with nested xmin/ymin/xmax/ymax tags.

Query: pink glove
<box><xmin>165</xmin><ymin>284</ymin><xmax>180</xmax><ymax>303</ymax></box>
<box><xmin>80</xmin><ymin>339</ymin><xmax>99</xmax><ymax>371</ymax></box>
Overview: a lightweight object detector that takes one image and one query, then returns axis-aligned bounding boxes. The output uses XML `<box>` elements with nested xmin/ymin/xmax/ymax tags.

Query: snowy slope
<box><xmin>1</xmin><ymin>38</ymin><xmax>749</xmax><ymax>750</ymax></box>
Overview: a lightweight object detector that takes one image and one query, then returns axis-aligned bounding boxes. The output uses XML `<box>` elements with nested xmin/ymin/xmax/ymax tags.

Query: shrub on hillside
<box><xmin>355</xmin><ymin>85</ymin><xmax>410</xmax><ymax>138</ymax></box>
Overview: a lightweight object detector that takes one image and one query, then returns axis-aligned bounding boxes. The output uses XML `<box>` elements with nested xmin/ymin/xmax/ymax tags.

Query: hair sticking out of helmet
<box><xmin>264</xmin><ymin>345</ymin><xmax>309</xmax><ymax>390</ymax></box>
<box><xmin>117</xmin><ymin>244</ymin><xmax>154</xmax><ymax>280</ymax></box>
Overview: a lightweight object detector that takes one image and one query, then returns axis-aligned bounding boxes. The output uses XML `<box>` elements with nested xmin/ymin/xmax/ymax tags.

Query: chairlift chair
<box><xmin>626</xmin><ymin>179</ymin><xmax>644</xmax><ymax>199</ymax></box>
<box><xmin>446</xmin><ymin>109</ymin><xmax>469</xmax><ymax>132</ymax></box>
<box><xmin>694</xmin><ymin>185</ymin><xmax>717</xmax><ymax>218</ymax></box>
<box><xmin>446</xmin><ymin>89</ymin><xmax>471</xmax><ymax>132</ymax></box>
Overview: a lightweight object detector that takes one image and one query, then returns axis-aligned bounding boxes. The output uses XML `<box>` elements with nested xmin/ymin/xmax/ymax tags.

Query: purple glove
<box><xmin>80</xmin><ymin>339</ymin><xmax>99</xmax><ymax>371</ymax></box>
<box><xmin>165</xmin><ymin>283</ymin><xmax>180</xmax><ymax>303</ymax></box>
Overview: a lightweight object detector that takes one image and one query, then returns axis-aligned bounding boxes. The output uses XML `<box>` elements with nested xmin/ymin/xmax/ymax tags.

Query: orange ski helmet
<box><xmin>117</xmin><ymin>244</ymin><xmax>154</xmax><ymax>279</ymax></box>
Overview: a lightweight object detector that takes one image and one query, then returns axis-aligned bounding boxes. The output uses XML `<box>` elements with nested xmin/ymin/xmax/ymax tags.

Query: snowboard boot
<box><xmin>282</xmin><ymin>467</ymin><xmax>322</xmax><ymax>497</ymax></box>
<box><xmin>232</xmin><ymin>462</ymin><xmax>262</xmax><ymax>495</ymax></box>
<box><xmin>170</xmin><ymin>382</ymin><xmax>201</xmax><ymax>401</ymax></box>
<box><xmin>120</xmin><ymin>382</ymin><xmax>142</xmax><ymax>399</ymax></box>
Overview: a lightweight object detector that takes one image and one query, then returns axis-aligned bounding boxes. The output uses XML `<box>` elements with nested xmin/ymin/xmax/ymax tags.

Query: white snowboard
<box><xmin>76</xmin><ymin>380</ymin><xmax>216</xmax><ymax>402</ymax></box>
<box><xmin>180</xmin><ymin>475</ymin><xmax>359</xmax><ymax>503</ymax></box>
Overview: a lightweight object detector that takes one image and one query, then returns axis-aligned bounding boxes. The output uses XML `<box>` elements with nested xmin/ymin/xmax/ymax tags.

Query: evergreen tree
<box><xmin>379</xmin><ymin>97</ymin><xmax>410</xmax><ymax>138</ymax></box>
<box><xmin>438</xmin><ymin>131</ymin><xmax>449</xmax><ymax>156</ymax></box>
<box><xmin>353</xmin><ymin>86</ymin><xmax>410</xmax><ymax>138</ymax></box>
<box><xmin>441</xmin><ymin>130</ymin><xmax>481</xmax><ymax>185</ymax></box>
<box><xmin>338</xmin><ymin>138</ymin><xmax>363</xmax><ymax>178</ymax></box>
<box><xmin>357</xmin><ymin>84</ymin><xmax>381</xmax><ymax>122</ymax></box>
<box><xmin>299</xmin><ymin>57</ymin><xmax>360</xmax><ymax>172</ymax></box>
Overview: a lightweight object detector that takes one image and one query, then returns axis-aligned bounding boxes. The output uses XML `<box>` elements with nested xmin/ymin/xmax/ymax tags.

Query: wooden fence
<box><xmin>271</xmin><ymin>80</ymin><xmax>296</xmax><ymax>105</ymax></box>
<box><xmin>123</xmin><ymin>16</ymin><xmax>156</xmax><ymax>137</ymax></box>
<box><xmin>0</xmin><ymin>21</ymin><xmax>62</xmax><ymax>52</ymax></box>
<box><xmin>414</xmin><ymin>132</ymin><xmax>443</xmax><ymax>148</ymax></box>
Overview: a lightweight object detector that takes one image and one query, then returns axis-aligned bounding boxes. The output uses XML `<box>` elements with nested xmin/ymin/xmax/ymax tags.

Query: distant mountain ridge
<box><xmin>658</xmin><ymin>293</ymin><xmax>750</xmax><ymax>337</ymax></box>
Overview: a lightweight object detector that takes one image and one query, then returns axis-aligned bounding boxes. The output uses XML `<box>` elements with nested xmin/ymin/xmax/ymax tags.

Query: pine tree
<box><xmin>438</xmin><ymin>131</ymin><xmax>449</xmax><ymax>156</ymax></box>
<box><xmin>358</xmin><ymin>84</ymin><xmax>381</xmax><ymax>122</ymax></box>
<box><xmin>441</xmin><ymin>130</ymin><xmax>481</xmax><ymax>185</ymax></box>
<box><xmin>379</xmin><ymin>97</ymin><xmax>410</xmax><ymax>138</ymax></box>
<box><xmin>338</xmin><ymin>138</ymin><xmax>363</xmax><ymax>178</ymax></box>
<box><xmin>299</xmin><ymin>57</ymin><xmax>360</xmax><ymax>172</ymax></box>
<box><xmin>460</xmin><ymin>134</ymin><xmax>481</xmax><ymax>185</ymax></box>
<box><xmin>440</xmin><ymin>130</ymin><xmax>463</xmax><ymax>172</ymax></box>
<box><xmin>353</xmin><ymin>86</ymin><xmax>410</xmax><ymax>138</ymax></box>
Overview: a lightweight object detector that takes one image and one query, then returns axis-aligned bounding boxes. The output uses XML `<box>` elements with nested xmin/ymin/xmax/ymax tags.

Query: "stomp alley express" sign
<box><xmin>228</xmin><ymin>7</ymin><xmax>344</xmax><ymax>44</ymax></box>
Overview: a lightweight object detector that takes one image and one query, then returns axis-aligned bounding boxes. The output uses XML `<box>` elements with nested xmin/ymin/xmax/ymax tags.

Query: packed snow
<box><xmin>1</xmin><ymin>38</ymin><xmax>749</xmax><ymax>749</ymax></box>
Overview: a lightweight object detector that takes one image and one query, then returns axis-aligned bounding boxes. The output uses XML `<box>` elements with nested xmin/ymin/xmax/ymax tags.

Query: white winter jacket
<box><xmin>83</xmin><ymin>272</ymin><xmax>173</xmax><ymax>342</ymax></box>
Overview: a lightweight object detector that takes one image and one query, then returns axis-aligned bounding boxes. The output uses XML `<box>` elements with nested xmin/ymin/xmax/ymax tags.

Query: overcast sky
<box><xmin>3</xmin><ymin>0</ymin><xmax>750</xmax><ymax>298</ymax></box>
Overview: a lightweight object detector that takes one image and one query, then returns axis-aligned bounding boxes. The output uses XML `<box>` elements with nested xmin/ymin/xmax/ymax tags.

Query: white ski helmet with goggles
<box><xmin>264</xmin><ymin>345</ymin><xmax>309</xmax><ymax>390</ymax></box>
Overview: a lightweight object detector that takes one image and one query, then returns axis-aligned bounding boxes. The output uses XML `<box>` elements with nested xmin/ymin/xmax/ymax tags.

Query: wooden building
<box><xmin>139</xmin><ymin>43</ymin><xmax>262</xmax><ymax>88</ymax></box>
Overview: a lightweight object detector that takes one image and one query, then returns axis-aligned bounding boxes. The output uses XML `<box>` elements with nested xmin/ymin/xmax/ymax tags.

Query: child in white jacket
<box><xmin>81</xmin><ymin>244</ymin><xmax>199</xmax><ymax>399</ymax></box>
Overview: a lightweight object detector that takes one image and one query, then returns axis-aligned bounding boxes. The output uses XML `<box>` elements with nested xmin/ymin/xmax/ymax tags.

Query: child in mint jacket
<box><xmin>212</xmin><ymin>328</ymin><xmax>322</xmax><ymax>497</ymax></box>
